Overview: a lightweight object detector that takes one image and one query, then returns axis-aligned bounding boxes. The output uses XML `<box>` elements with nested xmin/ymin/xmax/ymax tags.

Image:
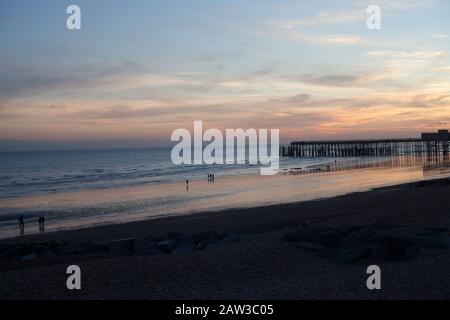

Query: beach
<box><xmin>1</xmin><ymin>177</ymin><xmax>450</xmax><ymax>299</ymax></box>
<box><xmin>1</xmin><ymin>153</ymin><xmax>448</xmax><ymax>240</ymax></box>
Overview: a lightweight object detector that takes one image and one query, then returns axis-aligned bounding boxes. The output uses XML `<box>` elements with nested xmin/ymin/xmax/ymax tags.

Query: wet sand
<box><xmin>1</xmin><ymin>177</ymin><xmax>450</xmax><ymax>299</ymax></box>
<box><xmin>1</xmin><ymin>157</ymin><xmax>446</xmax><ymax>239</ymax></box>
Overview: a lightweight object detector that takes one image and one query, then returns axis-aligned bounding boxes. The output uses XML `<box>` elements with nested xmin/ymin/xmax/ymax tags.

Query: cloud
<box><xmin>432</xmin><ymin>34</ymin><xmax>449</xmax><ymax>39</ymax></box>
<box><xmin>0</xmin><ymin>59</ymin><xmax>145</xmax><ymax>102</ymax></box>
<box><xmin>267</xmin><ymin>9</ymin><xmax>365</xmax><ymax>29</ymax></box>
<box><xmin>367</xmin><ymin>50</ymin><xmax>445</xmax><ymax>59</ymax></box>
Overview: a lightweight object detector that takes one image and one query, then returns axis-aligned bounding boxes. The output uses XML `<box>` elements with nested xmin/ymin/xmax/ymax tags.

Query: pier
<box><xmin>281</xmin><ymin>130</ymin><xmax>450</xmax><ymax>158</ymax></box>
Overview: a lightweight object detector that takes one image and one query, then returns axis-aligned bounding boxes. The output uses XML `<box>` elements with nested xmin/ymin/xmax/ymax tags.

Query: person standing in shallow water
<box><xmin>38</xmin><ymin>216</ymin><xmax>45</xmax><ymax>231</ymax></box>
<box><xmin>18</xmin><ymin>215</ymin><xmax>24</xmax><ymax>232</ymax></box>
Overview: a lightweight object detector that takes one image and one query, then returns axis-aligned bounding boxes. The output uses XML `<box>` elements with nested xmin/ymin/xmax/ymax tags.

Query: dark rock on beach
<box><xmin>282</xmin><ymin>223</ymin><xmax>450</xmax><ymax>263</ymax></box>
<box><xmin>338</xmin><ymin>245</ymin><xmax>371</xmax><ymax>264</ymax></box>
<box><xmin>282</xmin><ymin>227</ymin><xmax>345</xmax><ymax>248</ymax></box>
<box><xmin>132</xmin><ymin>236</ymin><xmax>160</xmax><ymax>256</ymax></box>
<box><xmin>58</xmin><ymin>240</ymin><xmax>107</xmax><ymax>256</ymax></box>
<box><xmin>108</xmin><ymin>238</ymin><xmax>136</xmax><ymax>255</ymax></box>
<box><xmin>158</xmin><ymin>236</ymin><xmax>194</xmax><ymax>254</ymax></box>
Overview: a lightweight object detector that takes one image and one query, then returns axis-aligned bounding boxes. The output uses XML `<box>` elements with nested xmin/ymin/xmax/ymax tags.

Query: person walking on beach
<box><xmin>207</xmin><ymin>173</ymin><xmax>211</xmax><ymax>183</ymax></box>
<box><xmin>38</xmin><ymin>216</ymin><xmax>46</xmax><ymax>231</ymax></box>
<box><xmin>186</xmin><ymin>179</ymin><xmax>189</xmax><ymax>191</ymax></box>
<box><xmin>18</xmin><ymin>215</ymin><xmax>24</xmax><ymax>232</ymax></box>
<box><xmin>212</xmin><ymin>173</ymin><xmax>215</xmax><ymax>183</ymax></box>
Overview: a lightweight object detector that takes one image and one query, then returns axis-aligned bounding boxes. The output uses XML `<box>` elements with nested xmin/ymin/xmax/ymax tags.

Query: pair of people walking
<box><xmin>17</xmin><ymin>215</ymin><xmax>46</xmax><ymax>233</ymax></box>
<box><xmin>207</xmin><ymin>173</ymin><xmax>215</xmax><ymax>183</ymax></box>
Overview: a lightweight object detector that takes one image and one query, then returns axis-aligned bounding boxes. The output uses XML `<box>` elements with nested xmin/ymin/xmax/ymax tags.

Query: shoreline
<box><xmin>3</xmin><ymin>176</ymin><xmax>450</xmax><ymax>245</ymax></box>
<box><xmin>1</xmin><ymin>177</ymin><xmax>450</xmax><ymax>299</ymax></box>
<box><xmin>1</xmin><ymin>158</ymin><xmax>447</xmax><ymax>240</ymax></box>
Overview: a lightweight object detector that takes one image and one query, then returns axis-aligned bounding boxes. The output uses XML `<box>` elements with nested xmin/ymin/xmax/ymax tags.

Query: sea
<box><xmin>0</xmin><ymin>148</ymin><xmax>449</xmax><ymax>239</ymax></box>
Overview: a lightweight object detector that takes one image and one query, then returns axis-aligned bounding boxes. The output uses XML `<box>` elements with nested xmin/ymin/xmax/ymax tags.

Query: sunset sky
<box><xmin>0</xmin><ymin>0</ymin><xmax>449</xmax><ymax>143</ymax></box>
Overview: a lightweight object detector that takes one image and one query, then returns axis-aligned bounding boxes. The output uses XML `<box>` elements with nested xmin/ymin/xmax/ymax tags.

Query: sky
<box><xmin>0</xmin><ymin>0</ymin><xmax>449</xmax><ymax>143</ymax></box>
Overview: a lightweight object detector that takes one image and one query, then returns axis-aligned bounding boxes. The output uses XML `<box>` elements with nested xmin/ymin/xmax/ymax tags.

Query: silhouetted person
<box><xmin>18</xmin><ymin>215</ymin><xmax>24</xmax><ymax>232</ymax></box>
<box><xmin>38</xmin><ymin>216</ymin><xmax>45</xmax><ymax>231</ymax></box>
<box><xmin>207</xmin><ymin>173</ymin><xmax>211</xmax><ymax>183</ymax></box>
<box><xmin>212</xmin><ymin>174</ymin><xmax>215</xmax><ymax>183</ymax></box>
<box><xmin>186</xmin><ymin>179</ymin><xmax>189</xmax><ymax>191</ymax></box>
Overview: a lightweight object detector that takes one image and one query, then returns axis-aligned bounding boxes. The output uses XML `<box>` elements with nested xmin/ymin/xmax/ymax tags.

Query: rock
<box><xmin>282</xmin><ymin>227</ymin><xmax>325</xmax><ymax>243</ymax></box>
<box><xmin>165</xmin><ymin>231</ymin><xmax>185</xmax><ymax>240</ymax></box>
<box><xmin>340</xmin><ymin>224</ymin><xmax>379</xmax><ymax>249</ymax></box>
<box><xmin>338</xmin><ymin>245</ymin><xmax>371</xmax><ymax>264</ymax></box>
<box><xmin>415</xmin><ymin>232</ymin><xmax>450</xmax><ymax>249</ymax></box>
<box><xmin>158</xmin><ymin>237</ymin><xmax>195</xmax><ymax>254</ymax></box>
<box><xmin>319</xmin><ymin>231</ymin><xmax>346</xmax><ymax>248</ymax></box>
<box><xmin>206</xmin><ymin>234</ymin><xmax>243</xmax><ymax>249</ymax></box>
<box><xmin>371</xmin><ymin>240</ymin><xmax>419</xmax><ymax>261</ymax></box>
<box><xmin>57</xmin><ymin>241</ymin><xmax>107</xmax><ymax>255</ymax></box>
<box><xmin>336</xmin><ymin>225</ymin><xmax>364</xmax><ymax>236</ymax></box>
<box><xmin>33</xmin><ymin>244</ymin><xmax>56</xmax><ymax>259</ymax></box>
<box><xmin>133</xmin><ymin>237</ymin><xmax>160</xmax><ymax>255</ymax></box>
<box><xmin>158</xmin><ymin>239</ymin><xmax>179</xmax><ymax>254</ymax></box>
<box><xmin>171</xmin><ymin>240</ymin><xmax>196</xmax><ymax>254</ymax></box>
<box><xmin>192</xmin><ymin>231</ymin><xmax>228</xmax><ymax>245</ymax></box>
<box><xmin>0</xmin><ymin>244</ymin><xmax>12</xmax><ymax>255</ymax></box>
<box><xmin>282</xmin><ymin>223</ymin><xmax>447</xmax><ymax>264</ymax></box>
<box><xmin>370</xmin><ymin>226</ymin><xmax>420</xmax><ymax>243</ymax></box>
<box><xmin>282</xmin><ymin>227</ymin><xmax>344</xmax><ymax>248</ymax></box>
<box><xmin>193</xmin><ymin>231</ymin><xmax>229</xmax><ymax>250</ymax></box>
<box><xmin>296</xmin><ymin>242</ymin><xmax>325</xmax><ymax>251</ymax></box>
<box><xmin>1</xmin><ymin>243</ymin><xmax>36</xmax><ymax>262</ymax></box>
<box><xmin>21</xmin><ymin>253</ymin><xmax>38</xmax><ymax>261</ymax></box>
<box><xmin>108</xmin><ymin>238</ymin><xmax>136</xmax><ymax>255</ymax></box>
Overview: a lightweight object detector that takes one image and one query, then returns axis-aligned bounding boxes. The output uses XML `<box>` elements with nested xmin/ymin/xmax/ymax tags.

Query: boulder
<box><xmin>57</xmin><ymin>241</ymin><xmax>107</xmax><ymax>255</ymax></box>
<box><xmin>193</xmin><ymin>231</ymin><xmax>229</xmax><ymax>250</ymax></box>
<box><xmin>158</xmin><ymin>236</ymin><xmax>195</xmax><ymax>254</ymax></box>
<box><xmin>340</xmin><ymin>224</ymin><xmax>379</xmax><ymax>249</ymax></box>
<box><xmin>336</xmin><ymin>225</ymin><xmax>364</xmax><ymax>236</ymax></box>
<box><xmin>0</xmin><ymin>244</ymin><xmax>34</xmax><ymax>262</ymax></box>
<box><xmin>371</xmin><ymin>241</ymin><xmax>420</xmax><ymax>261</ymax></box>
<box><xmin>108</xmin><ymin>238</ymin><xmax>136</xmax><ymax>255</ymax></box>
<box><xmin>192</xmin><ymin>231</ymin><xmax>228</xmax><ymax>245</ymax></box>
<box><xmin>414</xmin><ymin>232</ymin><xmax>450</xmax><ymax>249</ymax></box>
<box><xmin>296</xmin><ymin>242</ymin><xmax>325</xmax><ymax>251</ymax></box>
<box><xmin>132</xmin><ymin>236</ymin><xmax>160</xmax><ymax>255</ymax></box>
<box><xmin>165</xmin><ymin>231</ymin><xmax>185</xmax><ymax>240</ymax></box>
<box><xmin>282</xmin><ymin>227</ymin><xmax>327</xmax><ymax>243</ymax></box>
<box><xmin>171</xmin><ymin>240</ymin><xmax>196</xmax><ymax>254</ymax></box>
<box><xmin>33</xmin><ymin>244</ymin><xmax>56</xmax><ymax>259</ymax></box>
<box><xmin>282</xmin><ymin>227</ymin><xmax>344</xmax><ymax>248</ymax></box>
<box><xmin>338</xmin><ymin>245</ymin><xmax>371</xmax><ymax>264</ymax></box>
<box><xmin>370</xmin><ymin>226</ymin><xmax>420</xmax><ymax>243</ymax></box>
<box><xmin>319</xmin><ymin>231</ymin><xmax>346</xmax><ymax>248</ymax></box>
<box><xmin>21</xmin><ymin>253</ymin><xmax>38</xmax><ymax>262</ymax></box>
<box><xmin>205</xmin><ymin>234</ymin><xmax>243</xmax><ymax>249</ymax></box>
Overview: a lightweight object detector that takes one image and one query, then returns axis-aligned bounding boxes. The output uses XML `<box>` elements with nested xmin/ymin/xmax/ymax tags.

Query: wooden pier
<box><xmin>281</xmin><ymin>130</ymin><xmax>450</xmax><ymax>158</ymax></box>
